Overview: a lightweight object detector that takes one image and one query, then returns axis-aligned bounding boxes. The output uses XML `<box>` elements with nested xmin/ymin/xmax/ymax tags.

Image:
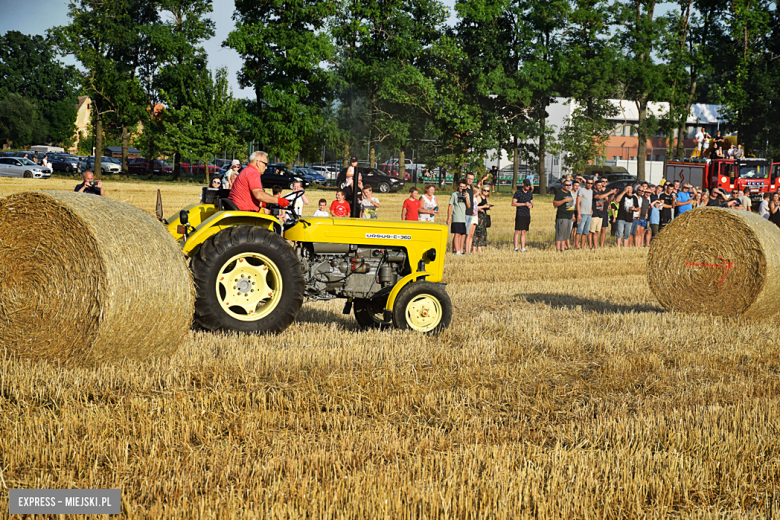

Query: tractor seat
<box><xmin>218</xmin><ymin>198</ymin><xmax>239</xmax><ymax>211</ymax></box>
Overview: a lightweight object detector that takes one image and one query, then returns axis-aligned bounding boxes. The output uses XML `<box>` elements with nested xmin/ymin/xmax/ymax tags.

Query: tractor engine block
<box><xmin>298</xmin><ymin>243</ymin><xmax>408</xmax><ymax>300</ymax></box>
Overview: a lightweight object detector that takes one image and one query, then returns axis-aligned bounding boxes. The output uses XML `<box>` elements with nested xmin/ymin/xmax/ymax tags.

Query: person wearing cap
<box><xmin>338</xmin><ymin>156</ymin><xmax>363</xmax><ymax>207</ymax></box>
<box><xmin>511</xmin><ymin>178</ymin><xmax>533</xmax><ymax>252</ymax></box>
<box><xmin>675</xmin><ymin>183</ymin><xmax>695</xmax><ymax>215</ymax></box>
<box><xmin>226</xmin><ymin>159</ymin><xmax>241</xmax><ymax>187</ymax></box>
<box><xmin>228</xmin><ymin>151</ymin><xmax>290</xmax><ymax>212</ymax></box>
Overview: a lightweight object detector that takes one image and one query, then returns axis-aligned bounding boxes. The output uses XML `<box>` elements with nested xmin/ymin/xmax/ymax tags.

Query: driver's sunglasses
<box><xmin>564</xmin><ymin>183</ymin><xmax>572</xmax><ymax>187</ymax></box>
<box><xmin>258</xmin><ymin>160</ymin><xmax>268</xmax><ymax>166</ymax></box>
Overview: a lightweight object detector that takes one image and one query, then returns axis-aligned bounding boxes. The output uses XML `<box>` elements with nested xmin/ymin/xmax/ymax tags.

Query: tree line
<box><xmin>0</xmin><ymin>0</ymin><xmax>777</xmax><ymax>187</ymax></box>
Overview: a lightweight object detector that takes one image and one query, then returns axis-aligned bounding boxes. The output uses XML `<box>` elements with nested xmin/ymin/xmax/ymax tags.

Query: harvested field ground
<box><xmin>1</xmin><ymin>177</ymin><xmax>780</xmax><ymax>518</ymax></box>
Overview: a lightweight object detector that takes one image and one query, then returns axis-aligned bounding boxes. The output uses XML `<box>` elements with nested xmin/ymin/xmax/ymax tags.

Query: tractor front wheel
<box><xmin>391</xmin><ymin>282</ymin><xmax>452</xmax><ymax>334</ymax></box>
<box><xmin>191</xmin><ymin>225</ymin><xmax>304</xmax><ymax>333</ymax></box>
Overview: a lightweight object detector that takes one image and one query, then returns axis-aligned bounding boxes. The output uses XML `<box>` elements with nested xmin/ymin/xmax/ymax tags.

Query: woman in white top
<box><xmin>418</xmin><ymin>184</ymin><xmax>439</xmax><ymax>222</ymax></box>
<box><xmin>42</xmin><ymin>155</ymin><xmax>50</xmax><ymax>169</ymax></box>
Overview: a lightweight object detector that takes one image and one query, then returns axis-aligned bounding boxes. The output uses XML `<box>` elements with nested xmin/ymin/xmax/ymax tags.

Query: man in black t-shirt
<box><xmin>615</xmin><ymin>185</ymin><xmax>639</xmax><ymax>248</ymax></box>
<box><xmin>512</xmin><ymin>178</ymin><xmax>534</xmax><ymax>252</ymax></box>
<box><xmin>659</xmin><ymin>183</ymin><xmax>676</xmax><ymax>231</ymax></box>
<box><xmin>553</xmin><ymin>180</ymin><xmax>575</xmax><ymax>251</ymax></box>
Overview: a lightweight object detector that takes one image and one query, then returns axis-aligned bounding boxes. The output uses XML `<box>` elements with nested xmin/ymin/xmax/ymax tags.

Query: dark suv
<box><xmin>128</xmin><ymin>158</ymin><xmax>173</xmax><ymax>175</ymax></box>
<box><xmin>262</xmin><ymin>164</ymin><xmax>310</xmax><ymax>190</ymax></box>
<box><xmin>48</xmin><ymin>154</ymin><xmax>80</xmax><ymax>172</ymax></box>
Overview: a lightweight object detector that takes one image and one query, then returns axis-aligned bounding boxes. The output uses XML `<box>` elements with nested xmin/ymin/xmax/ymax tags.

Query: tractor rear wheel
<box><xmin>391</xmin><ymin>282</ymin><xmax>452</xmax><ymax>334</ymax></box>
<box><xmin>354</xmin><ymin>296</ymin><xmax>392</xmax><ymax>330</ymax></box>
<box><xmin>191</xmin><ymin>225</ymin><xmax>304</xmax><ymax>333</ymax></box>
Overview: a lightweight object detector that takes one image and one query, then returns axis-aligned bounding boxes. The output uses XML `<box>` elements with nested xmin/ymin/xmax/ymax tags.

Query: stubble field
<box><xmin>1</xmin><ymin>177</ymin><xmax>779</xmax><ymax>518</ymax></box>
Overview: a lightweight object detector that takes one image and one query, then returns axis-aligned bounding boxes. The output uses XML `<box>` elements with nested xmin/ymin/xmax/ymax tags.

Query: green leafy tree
<box><xmin>159</xmin><ymin>67</ymin><xmax>238</xmax><ymax>182</ymax></box>
<box><xmin>226</xmin><ymin>0</ymin><xmax>334</xmax><ymax>164</ymax></box>
<box><xmin>559</xmin><ymin>0</ymin><xmax>620</xmax><ymax>172</ymax></box>
<box><xmin>51</xmin><ymin>0</ymin><xmax>142</xmax><ymax>175</ymax></box>
<box><xmin>0</xmin><ymin>93</ymin><xmax>48</xmax><ymax>148</ymax></box>
<box><xmin>717</xmin><ymin>0</ymin><xmax>774</xmax><ymax>156</ymax></box>
<box><xmin>152</xmin><ymin>0</ymin><xmax>215</xmax><ymax>178</ymax></box>
<box><xmin>0</xmin><ymin>31</ymin><xmax>79</xmax><ymax>146</ymax></box>
<box><xmin>331</xmin><ymin>0</ymin><xmax>447</xmax><ymax>171</ymax></box>
<box><xmin>615</xmin><ymin>0</ymin><xmax>667</xmax><ymax>180</ymax></box>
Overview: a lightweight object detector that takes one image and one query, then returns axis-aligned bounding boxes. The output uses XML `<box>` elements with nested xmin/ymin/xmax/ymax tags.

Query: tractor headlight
<box><xmin>425</xmin><ymin>249</ymin><xmax>436</xmax><ymax>262</ymax></box>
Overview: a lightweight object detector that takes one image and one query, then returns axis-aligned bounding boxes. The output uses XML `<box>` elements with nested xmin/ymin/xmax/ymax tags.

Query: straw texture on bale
<box><xmin>647</xmin><ymin>207</ymin><xmax>780</xmax><ymax>317</ymax></box>
<box><xmin>0</xmin><ymin>190</ymin><xmax>194</xmax><ymax>366</ymax></box>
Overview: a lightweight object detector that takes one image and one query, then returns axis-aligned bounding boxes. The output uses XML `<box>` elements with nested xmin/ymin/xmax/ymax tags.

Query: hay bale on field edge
<box><xmin>647</xmin><ymin>207</ymin><xmax>780</xmax><ymax>317</ymax></box>
<box><xmin>0</xmin><ymin>191</ymin><xmax>194</xmax><ymax>366</ymax></box>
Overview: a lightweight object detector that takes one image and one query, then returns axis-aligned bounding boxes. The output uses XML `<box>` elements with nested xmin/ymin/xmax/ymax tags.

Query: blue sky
<box><xmin>0</xmin><ymin>0</ymin><xmax>459</xmax><ymax>99</ymax></box>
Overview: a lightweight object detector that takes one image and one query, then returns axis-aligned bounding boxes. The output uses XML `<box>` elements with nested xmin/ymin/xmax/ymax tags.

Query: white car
<box><xmin>0</xmin><ymin>157</ymin><xmax>52</xmax><ymax>178</ymax></box>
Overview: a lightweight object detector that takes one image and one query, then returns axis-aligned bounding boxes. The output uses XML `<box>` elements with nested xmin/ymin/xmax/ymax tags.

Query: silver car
<box><xmin>0</xmin><ymin>157</ymin><xmax>52</xmax><ymax>178</ymax></box>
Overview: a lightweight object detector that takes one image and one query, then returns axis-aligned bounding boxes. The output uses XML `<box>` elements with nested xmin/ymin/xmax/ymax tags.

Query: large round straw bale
<box><xmin>647</xmin><ymin>207</ymin><xmax>780</xmax><ymax>317</ymax></box>
<box><xmin>0</xmin><ymin>191</ymin><xmax>194</xmax><ymax>366</ymax></box>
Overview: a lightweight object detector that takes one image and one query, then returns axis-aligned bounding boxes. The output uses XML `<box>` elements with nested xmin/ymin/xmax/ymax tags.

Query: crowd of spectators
<box><xmin>536</xmin><ymin>173</ymin><xmax>780</xmax><ymax>252</ymax></box>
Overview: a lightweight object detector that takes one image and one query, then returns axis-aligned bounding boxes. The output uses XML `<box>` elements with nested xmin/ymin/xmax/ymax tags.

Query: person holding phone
<box><xmin>74</xmin><ymin>170</ymin><xmax>104</xmax><ymax>196</ymax></box>
<box><xmin>472</xmin><ymin>184</ymin><xmax>493</xmax><ymax>253</ymax></box>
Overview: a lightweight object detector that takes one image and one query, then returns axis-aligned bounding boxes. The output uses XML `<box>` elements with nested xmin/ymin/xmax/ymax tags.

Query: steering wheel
<box><xmin>266</xmin><ymin>190</ymin><xmax>306</xmax><ymax>230</ymax></box>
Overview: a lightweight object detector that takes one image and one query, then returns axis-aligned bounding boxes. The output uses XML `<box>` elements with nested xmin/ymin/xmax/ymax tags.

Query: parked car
<box><xmin>294</xmin><ymin>166</ymin><xmax>327</xmax><ymax>185</ymax></box>
<box><xmin>356</xmin><ymin>166</ymin><xmax>404</xmax><ymax>193</ymax></box>
<box><xmin>0</xmin><ymin>157</ymin><xmax>52</xmax><ymax>178</ymax></box>
<box><xmin>79</xmin><ymin>156</ymin><xmax>122</xmax><ymax>174</ymax></box>
<box><xmin>128</xmin><ymin>158</ymin><xmax>173</xmax><ymax>175</ymax></box>
<box><xmin>262</xmin><ymin>164</ymin><xmax>310</xmax><ymax>189</ymax></box>
<box><xmin>48</xmin><ymin>154</ymin><xmax>80</xmax><ymax>172</ymax></box>
<box><xmin>307</xmin><ymin>164</ymin><xmax>339</xmax><ymax>184</ymax></box>
<box><xmin>180</xmin><ymin>161</ymin><xmax>219</xmax><ymax>175</ymax></box>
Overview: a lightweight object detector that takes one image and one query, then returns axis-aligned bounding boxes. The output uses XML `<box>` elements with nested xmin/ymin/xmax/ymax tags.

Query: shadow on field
<box><xmin>295</xmin><ymin>306</ymin><xmax>356</xmax><ymax>328</ymax></box>
<box><xmin>520</xmin><ymin>293</ymin><xmax>662</xmax><ymax>314</ymax></box>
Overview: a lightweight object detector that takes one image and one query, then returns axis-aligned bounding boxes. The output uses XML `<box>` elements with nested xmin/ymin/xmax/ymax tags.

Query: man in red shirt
<box><xmin>228</xmin><ymin>151</ymin><xmax>290</xmax><ymax>212</ymax></box>
<box><xmin>401</xmin><ymin>187</ymin><xmax>420</xmax><ymax>220</ymax></box>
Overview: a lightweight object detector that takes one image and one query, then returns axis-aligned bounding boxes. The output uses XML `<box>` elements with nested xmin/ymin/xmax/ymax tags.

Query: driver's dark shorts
<box><xmin>515</xmin><ymin>216</ymin><xmax>530</xmax><ymax>231</ymax></box>
<box><xmin>451</xmin><ymin>222</ymin><xmax>467</xmax><ymax>235</ymax></box>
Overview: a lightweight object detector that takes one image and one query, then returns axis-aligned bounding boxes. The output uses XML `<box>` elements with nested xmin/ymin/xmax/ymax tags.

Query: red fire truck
<box><xmin>664</xmin><ymin>158</ymin><xmax>780</xmax><ymax>206</ymax></box>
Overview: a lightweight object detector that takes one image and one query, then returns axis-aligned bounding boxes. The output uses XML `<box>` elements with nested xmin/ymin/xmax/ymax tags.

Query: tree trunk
<box><xmin>399</xmin><ymin>150</ymin><xmax>405</xmax><ymax>179</ymax></box>
<box><xmin>675</xmin><ymin>122</ymin><xmax>686</xmax><ymax>158</ymax></box>
<box><xmin>676</xmin><ymin>79</ymin><xmax>698</xmax><ymax>158</ymax></box>
<box><xmin>538</xmin><ymin>113</ymin><xmax>547</xmax><ymax>195</ymax></box>
<box><xmin>172</xmin><ymin>151</ymin><xmax>181</xmax><ymax>181</ymax></box>
<box><xmin>95</xmin><ymin>112</ymin><xmax>103</xmax><ymax>179</ymax></box>
<box><xmin>121</xmin><ymin>125</ymin><xmax>129</xmax><ymax>175</ymax></box>
<box><xmin>637</xmin><ymin>98</ymin><xmax>648</xmax><ymax>181</ymax></box>
<box><xmin>666</xmin><ymin>127</ymin><xmax>675</xmax><ymax>160</ymax></box>
<box><xmin>511</xmin><ymin>138</ymin><xmax>519</xmax><ymax>192</ymax></box>
<box><xmin>370</xmin><ymin>144</ymin><xmax>376</xmax><ymax>169</ymax></box>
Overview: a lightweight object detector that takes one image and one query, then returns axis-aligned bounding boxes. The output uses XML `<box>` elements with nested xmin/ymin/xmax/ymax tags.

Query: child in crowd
<box><xmin>330</xmin><ymin>190</ymin><xmax>351</xmax><ymax>217</ymax></box>
<box><xmin>401</xmin><ymin>187</ymin><xmax>420</xmax><ymax>220</ymax></box>
<box><xmin>287</xmin><ymin>180</ymin><xmax>308</xmax><ymax>219</ymax></box>
<box><xmin>267</xmin><ymin>185</ymin><xmax>286</xmax><ymax>223</ymax></box>
<box><xmin>313</xmin><ymin>198</ymin><xmax>329</xmax><ymax>217</ymax></box>
<box><xmin>360</xmin><ymin>186</ymin><xmax>380</xmax><ymax>218</ymax></box>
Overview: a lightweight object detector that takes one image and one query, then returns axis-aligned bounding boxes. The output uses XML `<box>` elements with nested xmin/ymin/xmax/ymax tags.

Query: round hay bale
<box><xmin>647</xmin><ymin>207</ymin><xmax>780</xmax><ymax>317</ymax></box>
<box><xmin>0</xmin><ymin>191</ymin><xmax>194</xmax><ymax>366</ymax></box>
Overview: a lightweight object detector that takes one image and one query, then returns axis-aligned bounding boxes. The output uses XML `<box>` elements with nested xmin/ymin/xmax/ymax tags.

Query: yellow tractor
<box><xmin>160</xmin><ymin>188</ymin><xmax>452</xmax><ymax>333</ymax></box>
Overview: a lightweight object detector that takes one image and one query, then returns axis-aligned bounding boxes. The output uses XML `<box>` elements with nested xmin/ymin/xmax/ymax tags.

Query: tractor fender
<box><xmin>383</xmin><ymin>272</ymin><xmax>444</xmax><ymax>320</ymax></box>
<box><xmin>181</xmin><ymin>211</ymin><xmax>279</xmax><ymax>256</ymax></box>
